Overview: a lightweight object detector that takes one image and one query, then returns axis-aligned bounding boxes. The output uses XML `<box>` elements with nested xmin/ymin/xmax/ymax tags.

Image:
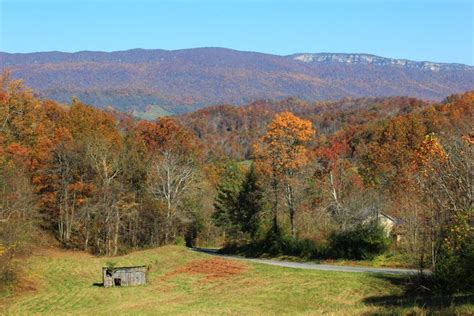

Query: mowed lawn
<box><xmin>1</xmin><ymin>246</ymin><xmax>472</xmax><ymax>315</ymax></box>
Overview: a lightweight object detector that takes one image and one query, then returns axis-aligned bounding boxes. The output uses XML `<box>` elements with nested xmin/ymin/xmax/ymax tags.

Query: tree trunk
<box><xmin>113</xmin><ymin>208</ymin><xmax>120</xmax><ymax>256</ymax></box>
<box><xmin>64</xmin><ymin>188</ymin><xmax>69</xmax><ymax>241</ymax></box>
<box><xmin>84</xmin><ymin>209</ymin><xmax>90</xmax><ymax>251</ymax></box>
<box><xmin>95</xmin><ymin>230</ymin><xmax>101</xmax><ymax>255</ymax></box>
<box><xmin>65</xmin><ymin>191</ymin><xmax>76</xmax><ymax>242</ymax></box>
<box><xmin>132</xmin><ymin>214</ymin><xmax>138</xmax><ymax>247</ymax></box>
<box><xmin>285</xmin><ymin>182</ymin><xmax>296</xmax><ymax>238</ymax></box>
<box><xmin>164</xmin><ymin>212</ymin><xmax>170</xmax><ymax>245</ymax></box>
<box><xmin>289</xmin><ymin>209</ymin><xmax>296</xmax><ymax>238</ymax></box>
<box><xmin>128</xmin><ymin>218</ymin><xmax>132</xmax><ymax>246</ymax></box>
<box><xmin>58</xmin><ymin>211</ymin><xmax>64</xmax><ymax>242</ymax></box>
<box><xmin>152</xmin><ymin>216</ymin><xmax>157</xmax><ymax>246</ymax></box>
<box><xmin>271</xmin><ymin>174</ymin><xmax>279</xmax><ymax>230</ymax></box>
<box><xmin>105</xmin><ymin>210</ymin><xmax>111</xmax><ymax>255</ymax></box>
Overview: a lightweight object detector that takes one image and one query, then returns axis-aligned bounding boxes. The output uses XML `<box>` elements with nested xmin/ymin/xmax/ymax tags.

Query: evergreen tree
<box><xmin>236</xmin><ymin>163</ymin><xmax>263</xmax><ymax>240</ymax></box>
<box><xmin>212</xmin><ymin>163</ymin><xmax>244</xmax><ymax>239</ymax></box>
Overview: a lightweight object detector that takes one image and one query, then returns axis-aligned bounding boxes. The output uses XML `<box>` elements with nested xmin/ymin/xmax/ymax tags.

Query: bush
<box><xmin>175</xmin><ymin>236</ymin><xmax>186</xmax><ymax>247</ymax></box>
<box><xmin>0</xmin><ymin>218</ymin><xmax>33</xmax><ymax>290</ymax></box>
<box><xmin>328</xmin><ymin>223</ymin><xmax>390</xmax><ymax>260</ymax></box>
<box><xmin>433</xmin><ymin>235</ymin><xmax>474</xmax><ymax>294</ymax></box>
<box><xmin>260</xmin><ymin>225</ymin><xmax>320</xmax><ymax>258</ymax></box>
<box><xmin>260</xmin><ymin>224</ymin><xmax>286</xmax><ymax>256</ymax></box>
<box><xmin>0</xmin><ymin>250</ymin><xmax>17</xmax><ymax>286</ymax></box>
<box><xmin>222</xmin><ymin>225</ymin><xmax>320</xmax><ymax>259</ymax></box>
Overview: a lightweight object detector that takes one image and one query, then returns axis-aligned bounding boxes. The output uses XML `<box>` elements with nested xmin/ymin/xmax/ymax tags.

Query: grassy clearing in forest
<box><xmin>1</xmin><ymin>246</ymin><xmax>472</xmax><ymax>315</ymax></box>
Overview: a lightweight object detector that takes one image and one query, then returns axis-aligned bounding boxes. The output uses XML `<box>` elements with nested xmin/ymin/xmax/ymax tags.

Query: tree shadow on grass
<box><xmin>363</xmin><ymin>274</ymin><xmax>474</xmax><ymax>311</ymax></box>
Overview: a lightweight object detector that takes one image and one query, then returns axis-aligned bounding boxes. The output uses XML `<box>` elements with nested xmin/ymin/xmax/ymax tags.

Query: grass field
<box><xmin>1</xmin><ymin>246</ymin><xmax>472</xmax><ymax>315</ymax></box>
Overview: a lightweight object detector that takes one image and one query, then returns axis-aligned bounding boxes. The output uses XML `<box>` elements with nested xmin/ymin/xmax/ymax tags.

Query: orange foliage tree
<box><xmin>255</xmin><ymin>111</ymin><xmax>314</xmax><ymax>237</ymax></box>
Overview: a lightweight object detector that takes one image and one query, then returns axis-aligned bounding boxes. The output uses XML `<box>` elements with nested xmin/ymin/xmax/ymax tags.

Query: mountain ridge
<box><xmin>1</xmin><ymin>47</ymin><xmax>472</xmax><ymax>67</ymax></box>
<box><xmin>289</xmin><ymin>53</ymin><xmax>471</xmax><ymax>71</ymax></box>
<box><xmin>1</xmin><ymin>47</ymin><xmax>472</xmax><ymax>114</ymax></box>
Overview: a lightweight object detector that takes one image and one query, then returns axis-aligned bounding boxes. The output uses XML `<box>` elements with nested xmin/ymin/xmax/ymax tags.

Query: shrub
<box><xmin>222</xmin><ymin>225</ymin><xmax>320</xmax><ymax>258</ymax></box>
<box><xmin>260</xmin><ymin>224</ymin><xmax>287</xmax><ymax>256</ymax></box>
<box><xmin>0</xmin><ymin>218</ymin><xmax>33</xmax><ymax>290</ymax></box>
<box><xmin>328</xmin><ymin>222</ymin><xmax>390</xmax><ymax>260</ymax></box>
<box><xmin>285</xmin><ymin>238</ymin><xmax>319</xmax><ymax>258</ymax></box>
<box><xmin>433</xmin><ymin>235</ymin><xmax>474</xmax><ymax>294</ymax></box>
<box><xmin>0</xmin><ymin>250</ymin><xmax>17</xmax><ymax>286</ymax></box>
<box><xmin>105</xmin><ymin>261</ymin><xmax>117</xmax><ymax>269</ymax></box>
<box><xmin>175</xmin><ymin>236</ymin><xmax>186</xmax><ymax>246</ymax></box>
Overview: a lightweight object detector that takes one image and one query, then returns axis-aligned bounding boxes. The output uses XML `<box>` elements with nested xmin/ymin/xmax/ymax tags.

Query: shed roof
<box><xmin>102</xmin><ymin>265</ymin><xmax>147</xmax><ymax>270</ymax></box>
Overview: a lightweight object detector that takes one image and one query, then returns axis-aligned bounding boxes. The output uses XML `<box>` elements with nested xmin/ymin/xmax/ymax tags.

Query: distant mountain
<box><xmin>289</xmin><ymin>53</ymin><xmax>470</xmax><ymax>72</ymax></box>
<box><xmin>1</xmin><ymin>48</ymin><xmax>472</xmax><ymax>114</ymax></box>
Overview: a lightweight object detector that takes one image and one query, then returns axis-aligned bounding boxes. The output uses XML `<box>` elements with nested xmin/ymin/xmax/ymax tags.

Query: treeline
<box><xmin>41</xmin><ymin>87</ymin><xmax>195</xmax><ymax>115</ymax></box>
<box><xmin>178</xmin><ymin>96</ymin><xmax>431</xmax><ymax>160</ymax></box>
<box><xmin>1</xmin><ymin>71</ymin><xmax>473</xmax><ymax>293</ymax></box>
<box><xmin>209</xmin><ymin>92</ymin><xmax>473</xmax><ymax>294</ymax></box>
<box><xmin>0</xmin><ymin>74</ymin><xmax>209</xmax><ymax>262</ymax></box>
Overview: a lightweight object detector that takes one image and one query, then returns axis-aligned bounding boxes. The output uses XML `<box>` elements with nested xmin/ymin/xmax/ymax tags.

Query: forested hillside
<box><xmin>177</xmin><ymin>96</ymin><xmax>432</xmax><ymax>160</ymax></box>
<box><xmin>1</xmin><ymin>48</ymin><xmax>472</xmax><ymax>114</ymax></box>
<box><xmin>1</xmin><ymin>72</ymin><xmax>472</xmax><ymax>294</ymax></box>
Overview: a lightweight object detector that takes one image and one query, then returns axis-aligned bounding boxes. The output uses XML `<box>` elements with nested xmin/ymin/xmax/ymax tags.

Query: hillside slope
<box><xmin>2</xmin><ymin>246</ymin><xmax>472</xmax><ymax>314</ymax></box>
<box><xmin>1</xmin><ymin>48</ymin><xmax>472</xmax><ymax>113</ymax></box>
<box><xmin>176</xmin><ymin>96</ymin><xmax>433</xmax><ymax>160</ymax></box>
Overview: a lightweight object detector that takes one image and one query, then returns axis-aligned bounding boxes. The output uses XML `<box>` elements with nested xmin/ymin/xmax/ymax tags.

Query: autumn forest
<box><xmin>0</xmin><ymin>69</ymin><xmax>473</xmax><ymax>296</ymax></box>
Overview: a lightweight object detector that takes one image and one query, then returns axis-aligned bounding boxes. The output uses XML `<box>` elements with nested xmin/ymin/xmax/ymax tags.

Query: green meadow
<box><xmin>1</xmin><ymin>246</ymin><xmax>472</xmax><ymax>315</ymax></box>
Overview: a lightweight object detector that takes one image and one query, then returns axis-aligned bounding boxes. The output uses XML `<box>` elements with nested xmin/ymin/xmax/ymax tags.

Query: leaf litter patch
<box><xmin>162</xmin><ymin>258</ymin><xmax>247</xmax><ymax>282</ymax></box>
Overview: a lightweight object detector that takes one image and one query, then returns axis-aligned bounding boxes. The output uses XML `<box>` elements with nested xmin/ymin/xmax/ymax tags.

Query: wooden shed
<box><xmin>102</xmin><ymin>266</ymin><xmax>147</xmax><ymax>288</ymax></box>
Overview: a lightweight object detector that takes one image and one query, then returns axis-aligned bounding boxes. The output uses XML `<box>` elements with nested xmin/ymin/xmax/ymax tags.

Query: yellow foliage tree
<box><xmin>255</xmin><ymin>111</ymin><xmax>314</xmax><ymax>237</ymax></box>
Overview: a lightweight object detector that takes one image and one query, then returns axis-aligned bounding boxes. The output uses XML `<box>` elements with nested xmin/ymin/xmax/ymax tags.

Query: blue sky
<box><xmin>1</xmin><ymin>0</ymin><xmax>472</xmax><ymax>64</ymax></box>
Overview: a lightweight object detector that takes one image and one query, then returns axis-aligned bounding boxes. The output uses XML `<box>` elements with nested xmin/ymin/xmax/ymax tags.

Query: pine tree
<box><xmin>212</xmin><ymin>163</ymin><xmax>244</xmax><ymax>239</ymax></box>
<box><xmin>236</xmin><ymin>163</ymin><xmax>263</xmax><ymax>240</ymax></box>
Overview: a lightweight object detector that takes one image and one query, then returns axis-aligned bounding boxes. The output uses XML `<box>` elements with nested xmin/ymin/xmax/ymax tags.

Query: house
<box><xmin>102</xmin><ymin>266</ymin><xmax>147</xmax><ymax>288</ymax></box>
<box><xmin>377</xmin><ymin>212</ymin><xmax>404</xmax><ymax>242</ymax></box>
<box><xmin>359</xmin><ymin>208</ymin><xmax>404</xmax><ymax>242</ymax></box>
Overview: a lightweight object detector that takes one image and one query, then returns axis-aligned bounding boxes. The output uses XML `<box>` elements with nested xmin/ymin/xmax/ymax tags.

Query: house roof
<box><xmin>379</xmin><ymin>212</ymin><xmax>404</xmax><ymax>225</ymax></box>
